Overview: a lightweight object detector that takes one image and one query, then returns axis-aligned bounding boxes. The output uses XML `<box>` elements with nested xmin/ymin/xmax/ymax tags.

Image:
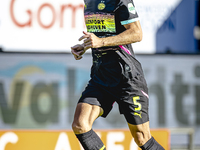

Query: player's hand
<box><xmin>79</xmin><ymin>31</ymin><xmax>104</xmax><ymax>50</ymax></box>
<box><xmin>71</xmin><ymin>44</ymin><xmax>85</xmax><ymax>60</ymax></box>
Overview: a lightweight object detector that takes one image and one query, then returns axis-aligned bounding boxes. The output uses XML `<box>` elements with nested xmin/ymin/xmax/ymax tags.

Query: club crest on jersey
<box><xmin>98</xmin><ymin>1</ymin><xmax>106</xmax><ymax>10</ymax></box>
<box><xmin>128</xmin><ymin>3</ymin><xmax>136</xmax><ymax>14</ymax></box>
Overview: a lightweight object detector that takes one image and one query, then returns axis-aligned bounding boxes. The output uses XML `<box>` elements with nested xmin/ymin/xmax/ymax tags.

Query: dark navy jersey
<box><xmin>84</xmin><ymin>0</ymin><xmax>139</xmax><ymax>55</ymax></box>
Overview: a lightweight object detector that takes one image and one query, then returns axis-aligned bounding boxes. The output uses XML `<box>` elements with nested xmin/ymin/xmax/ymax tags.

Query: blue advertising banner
<box><xmin>156</xmin><ymin>0</ymin><xmax>200</xmax><ymax>53</ymax></box>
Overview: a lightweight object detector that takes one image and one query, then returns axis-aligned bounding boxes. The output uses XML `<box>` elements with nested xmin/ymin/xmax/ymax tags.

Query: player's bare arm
<box><xmin>79</xmin><ymin>20</ymin><xmax>142</xmax><ymax>50</ymax></box>
<box><xmin>71</xmin><ymin>21</ymin><xmax>142</xmax><ymax>60</ymax></box>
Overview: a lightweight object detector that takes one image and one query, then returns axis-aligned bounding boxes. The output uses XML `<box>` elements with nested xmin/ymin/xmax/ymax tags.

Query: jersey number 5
<box><xmin>133</xmin><ymin>96</ymin><xmax>141</xmax><ymax>111</ymax></box>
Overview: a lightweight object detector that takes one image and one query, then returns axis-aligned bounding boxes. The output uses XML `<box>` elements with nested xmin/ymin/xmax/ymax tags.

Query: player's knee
<box><xmin>133</xmin><ymin>131</ymin><xmax>151</xmax><ymax>146</ymax></box>
<box><xmin>72</xmin><ymin>119</ymin><xmax>90</xmax><ymax>134</ymax></box>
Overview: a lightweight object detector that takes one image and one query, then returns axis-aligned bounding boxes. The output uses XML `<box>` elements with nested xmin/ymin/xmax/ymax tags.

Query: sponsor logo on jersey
<box><xmin>85</xmin><ymin>13</ymin><xmax>116</xmax><ymax>33</ymax></box>
<box><xmin>128</xmin><ymin>3</ymin><xmax>136</xmax><ymax>14</ymax></box>
<box><xmin>134</xmin><ymin>112</ymin><xmax>142</xmax><ymax>118</ymax></box>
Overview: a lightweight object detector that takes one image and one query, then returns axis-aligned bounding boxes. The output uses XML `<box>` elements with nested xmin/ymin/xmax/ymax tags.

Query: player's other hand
<box><xmin>71</xmin><ymin>44</ymin><xmax>85</xmax><ymax>60</ymax></box>
<box><xmin>79</xmin><ymin>31</ymin><xmax>104</xmax><ymax>50</ymax></box>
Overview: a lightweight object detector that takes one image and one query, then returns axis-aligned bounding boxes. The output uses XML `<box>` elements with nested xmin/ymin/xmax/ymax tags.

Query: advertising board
<box><xmin>0</xmin><ymin>0</ymin><xmax>181</xmax><ymax>53</ymax></box>
<box><xmin>0</xmin><ymin>129</ymin><xmax>170</xmax><ymax>150</ymax></box>
<box><xmin>0</xmin><ymin>53</ymin><xmax>199</xmax><ymax>146</ymax></box>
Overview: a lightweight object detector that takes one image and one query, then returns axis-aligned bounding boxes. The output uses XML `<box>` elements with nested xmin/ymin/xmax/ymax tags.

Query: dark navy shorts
<box><xmin>78</xmin><ymin>49</ymin><xmax>149</xmax><ymax>125</ymax></box>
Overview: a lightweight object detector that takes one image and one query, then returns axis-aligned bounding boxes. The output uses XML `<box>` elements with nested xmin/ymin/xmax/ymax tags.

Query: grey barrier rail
<box><xmin>170</xmin><ymin>128</ymin><xmax>195</xmax><ymax>150</ymax></box>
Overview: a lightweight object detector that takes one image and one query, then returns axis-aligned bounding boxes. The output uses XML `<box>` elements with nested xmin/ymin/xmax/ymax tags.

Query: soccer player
<box><xmin>71</xmin><ymin>0</ymin><xmax>165</xmax><ymax>150</ymax></box>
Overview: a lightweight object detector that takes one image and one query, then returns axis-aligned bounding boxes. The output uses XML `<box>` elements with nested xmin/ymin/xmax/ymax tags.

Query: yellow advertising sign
<box><xmin>0</xmin><ymin>129</ymin><xmax>170</xmax><ymax>150</ymax></box>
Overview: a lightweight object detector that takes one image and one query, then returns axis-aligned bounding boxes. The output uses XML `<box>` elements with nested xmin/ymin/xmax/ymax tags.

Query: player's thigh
<box><xmin>72</xmin><ymin>103</ymin><xmax>103</xmax><ymax>134</ymax></box>
<box><xmin>128</xmin><ymin>121</ymin><xmax>151</xmax><ymax>146</ymax></box>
